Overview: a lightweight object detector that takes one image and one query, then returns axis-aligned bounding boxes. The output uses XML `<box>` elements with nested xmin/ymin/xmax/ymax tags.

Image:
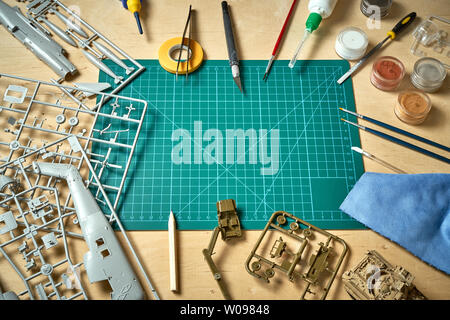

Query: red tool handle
<box><xmin>272</xmin><ymin>0</ymin><xmax>298</xmax><ymax>56</ymax></box>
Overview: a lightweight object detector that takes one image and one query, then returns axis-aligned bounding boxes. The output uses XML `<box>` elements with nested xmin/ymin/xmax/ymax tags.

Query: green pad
<box><xmin>95</xmin><ymin>60</ymin><xmax>365</xmax><ymax>230</ymax></box>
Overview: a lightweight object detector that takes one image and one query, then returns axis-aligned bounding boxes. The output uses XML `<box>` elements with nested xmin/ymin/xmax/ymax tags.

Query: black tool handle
<box><xmin>222</xmin><ymin>1</ymin><xmax>239</xmax><ymax>66</ymax></box>
<box><xmin>388</xmin><ymin>12</ymin><xmax>417</xmax><ymax>39</ymax></box>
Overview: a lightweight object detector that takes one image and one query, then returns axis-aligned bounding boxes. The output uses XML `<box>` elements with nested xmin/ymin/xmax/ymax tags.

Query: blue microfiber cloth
<box><xmin>340</xmin><ymin>172</ymin><xmax>450</xmax><ymax>274</ymax></box>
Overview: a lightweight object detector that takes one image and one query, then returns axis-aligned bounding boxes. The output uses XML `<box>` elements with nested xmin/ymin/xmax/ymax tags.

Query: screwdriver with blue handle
<box><xmin>337</xmin><ymin>12</ymin><xmax>416</xmax><ymax>84</ymax></box>
<box><xmin>121</xmin><ymin>0</ymin><xmax>143</xmax><ymax>35</ymax></box>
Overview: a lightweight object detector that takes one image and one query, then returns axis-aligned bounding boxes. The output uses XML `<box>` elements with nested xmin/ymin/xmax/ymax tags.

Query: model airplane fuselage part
<box><xmin>32</xmin><ymin>162</ymin><xmax>145</xmax><ymax>300</ymax></box>
<box><xmin>0</xmin><ymin>0</ymin><xmax>76</xmax><ymax>79</ymax></box>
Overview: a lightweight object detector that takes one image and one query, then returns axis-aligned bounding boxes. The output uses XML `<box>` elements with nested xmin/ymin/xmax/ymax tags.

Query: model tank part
<box><xmin>245</xmin><ymin>211</ymin><xmax>348</xmax><ymax>300</ymax></box>
<box><xmin>216</xmin><ymin>199</ymin><xmax>241</xmax><ymax>240</ymax></box>
<box><xmin>203</xmin><ymin>199</ymin><xmax>242</xmax><ymax>300</ymax></box>
<box><xmin>304</xmin><ymin>242</ymin><xmax>331</xmax><ymax>285</ymax></box>
<box><xmin>0</xmin><ymin>0</ymin><xmax>77</xmax><ymax>80</ymax></box>
<box><xmin>202</xmin><ymin>227</ymin><xmax>232</xmax><ymax>300</ymax></box>
<box><xmin>341</xmin><ymin>250</ymin><xmax>428</xmax><ymax>300</ymax></box>
<box><xmin>270</xmin><ymin>237</ymin><xmax>287</xmax><ymax>258</ymax></box>
<box><xmin>32</xmin><ymin>162</ymin><xmax>145</xmax><ymax>300</ymax></box>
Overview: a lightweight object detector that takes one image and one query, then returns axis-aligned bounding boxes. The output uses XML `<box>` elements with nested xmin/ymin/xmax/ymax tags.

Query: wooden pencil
<box><xmin>169</xmin><ymin>210</ymin><xmax>178</xmax><ymax>292</ymax></box>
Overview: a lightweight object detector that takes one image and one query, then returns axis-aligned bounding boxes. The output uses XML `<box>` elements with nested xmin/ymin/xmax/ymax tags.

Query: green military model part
<box><xmin>245</xmin><ymin>211</ymin><xmax>348</xmax><ymax>300</ymax></box>
<box><xmin>202</xmin><ymin>199</ymin><xmax>242</xmax><ymax>300</ymax></box>
<box><xmin>342</xmin><ymin>250</ymin><xmax>427</xmax><ymax>300</ymax></box>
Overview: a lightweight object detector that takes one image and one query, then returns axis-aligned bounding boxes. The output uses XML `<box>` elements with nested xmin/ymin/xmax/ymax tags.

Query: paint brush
<box><xmin>351</xmin><ymin>146</ymin><xmax>407</xmax><ymax>174</ymax></box>
<box><xmin>263</xmin><ymin>0</ymin><xmax>298</xmax><ymax>80</ymax></box>
<box><xmin>341</xmin><ymin>118</ymin><xmax>450</xmax><ymax>164</ymax></box>
<box><xmin>339</xmin><ymin>108</ymin><xmax>450</xmax><ymax>152</ymax></box>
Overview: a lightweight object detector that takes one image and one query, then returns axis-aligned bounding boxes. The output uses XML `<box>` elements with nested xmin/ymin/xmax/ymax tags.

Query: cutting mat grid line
<box><xmin>95</xmin><ymin>60</ymin><xmax>365</xmax><ymax>230</ymax></box>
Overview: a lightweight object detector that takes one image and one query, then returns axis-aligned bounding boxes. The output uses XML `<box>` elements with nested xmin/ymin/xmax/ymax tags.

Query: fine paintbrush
<box><xmin>263</xmin><ymin>0</ymin><xmax>298</xmax><ymax>80</ymax></box>
<box><xmin>339</xmin><ymin>108</ymin><xmax>450</xmax><ymax>152</ymax></box>
<box><xmin>351</xmin><ymin>146</ymin><xmax>407</xmax><ymax>174</ymax></box>
<box><xmin>341</xmin><ymin>118</ymin><xmax>450</xmax><ymax>164</ymax></box>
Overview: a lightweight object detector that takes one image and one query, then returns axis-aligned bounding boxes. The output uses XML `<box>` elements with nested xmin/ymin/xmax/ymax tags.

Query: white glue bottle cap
<box><xmin>335</xmin><ymin>27</ymin><xmax>369</xmax><ymax>60</ymax></box>
<box><xmin>308</xmin><ymin>0</ymin><xmax>338</xmax><ymax>19</ymax></box>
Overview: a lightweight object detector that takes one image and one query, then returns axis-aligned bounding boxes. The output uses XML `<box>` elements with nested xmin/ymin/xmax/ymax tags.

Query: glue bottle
<box><xmin>289</xmin><ymin>0</ymin><xmax>338</xmax><ymax>68</ymax></box>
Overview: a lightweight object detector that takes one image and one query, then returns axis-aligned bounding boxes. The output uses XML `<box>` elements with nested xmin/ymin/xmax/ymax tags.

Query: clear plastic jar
<box><xmin>411</xmin><ymin>57</ymin><xmax>447</xmax><ymax>93</ymax></box>
<box><xmin>370</xmin><ymin>56</ymin><xmax>405</xmax><ymax>91</ymax></box>
<box><xmin>395</xmin><ymin>90</ymin><xmax>432</xmax><ymax>125</ymax></box>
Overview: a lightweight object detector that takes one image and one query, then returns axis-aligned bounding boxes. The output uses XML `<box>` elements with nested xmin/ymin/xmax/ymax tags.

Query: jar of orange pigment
<box><xmin>370</xmin><ymin>56</ymin><xmax>405</xmax><ymax>91</ymax></box>
<box><xmin>395</xmin><ymin>90</ymin><xmax>431</xmax><ymax>125</ymax></box>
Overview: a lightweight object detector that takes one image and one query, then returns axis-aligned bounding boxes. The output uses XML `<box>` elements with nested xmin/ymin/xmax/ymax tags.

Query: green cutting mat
<box><xmin>94</xmin><ymin>59</ymin><xmax>365</xmax><ymax>230</ymax></box>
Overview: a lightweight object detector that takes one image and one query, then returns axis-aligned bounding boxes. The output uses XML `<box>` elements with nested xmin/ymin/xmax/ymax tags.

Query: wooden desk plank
<box><xmin>0</xmin><ymin>0</ymin><xmax>448</xmax><ymax>300</ymax></box>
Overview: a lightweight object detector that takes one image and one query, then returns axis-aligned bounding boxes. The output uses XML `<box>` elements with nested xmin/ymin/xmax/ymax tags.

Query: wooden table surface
<box><xmin>0</xmin><ymin>0</ymin><xmax>449</xmax><ymax>300</ymax></box>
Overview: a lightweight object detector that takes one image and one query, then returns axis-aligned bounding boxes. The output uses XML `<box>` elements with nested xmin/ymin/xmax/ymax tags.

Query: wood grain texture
<box><xmin>0</xmin><ymin>0</ymin><xmax>448</xmax><ymax>300</ymax></box>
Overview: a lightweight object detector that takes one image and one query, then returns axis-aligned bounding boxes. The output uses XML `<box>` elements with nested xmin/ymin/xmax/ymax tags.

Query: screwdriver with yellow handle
<box><xmin>337</xmin><ymin>12</ymin><xmax>416</xmax><ymax>85</ymax></box>
<box><xmin>121</xmin><ymin>0</ymin><xmax>143</xmax><ymax>35</ymax></box>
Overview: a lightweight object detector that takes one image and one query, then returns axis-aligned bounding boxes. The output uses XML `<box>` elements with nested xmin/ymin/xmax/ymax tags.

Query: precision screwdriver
<box><xmin>121</xmin><ymin>0</ymin><xmax>144</xmax><ymax>35</ymax></box>
<box><xmin>337</xmin><ymin>12</ymin><xmax>416</xmax><ymax>85</ymax></box>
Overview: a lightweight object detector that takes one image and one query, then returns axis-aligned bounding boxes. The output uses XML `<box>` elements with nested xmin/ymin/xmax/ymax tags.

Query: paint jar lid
<box><xmin>360</xmin><ymin>0</ymin><xmax>393</xmax><ymax>18</ymax></box>
<box><xmin>335</xmin><ymin>27</ymin><xmax>369</xmax><ymax>61</ymax></box>
<box><xmin>411</xmin><ymin>57</ymin><xmax>447</xmax><ymax>93</ymax></box>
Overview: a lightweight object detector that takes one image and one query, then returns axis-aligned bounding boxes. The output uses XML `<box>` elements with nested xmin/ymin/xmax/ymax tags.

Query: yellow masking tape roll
<box><xmin>158</xmin><ymin>37</ymin><xmax>204</xmax><ymax>74</ymax></box>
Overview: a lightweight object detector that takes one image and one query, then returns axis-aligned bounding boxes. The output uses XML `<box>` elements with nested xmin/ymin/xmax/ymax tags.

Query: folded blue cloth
<box><xmin>340</xmin><ymin>172</ymin><xmax>450</xmax><ymax>274</ymax></box>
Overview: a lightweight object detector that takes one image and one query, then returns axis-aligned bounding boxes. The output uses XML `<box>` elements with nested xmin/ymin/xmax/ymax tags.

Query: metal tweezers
<box><xmin>176</xmin><ymin>5</ymin><xmax>192</xmax><ymax>81</ymax></box>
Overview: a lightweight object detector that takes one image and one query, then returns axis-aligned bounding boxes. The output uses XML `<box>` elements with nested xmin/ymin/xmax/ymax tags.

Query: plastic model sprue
<box><xmin>0</xmin><ymin>73</ymin><xmax>158</xmax><ymax>300</ymax></box>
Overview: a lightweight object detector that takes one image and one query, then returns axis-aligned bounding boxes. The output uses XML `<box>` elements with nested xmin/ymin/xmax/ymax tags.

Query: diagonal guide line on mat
<box><xmin>96</xmin><ymin>60</ymin><xmax>366</xmax><ymax>230</ymax></box>
<box><xmin>253</xmin><ymin>70</ymin><xmax>340</xmax><ymax>214</ymax></box>
<box><xmin>126</xmin><ymin>68</ymin><xmax>276</xmax><ymax>215</ymax></box>
<box><xmin>127</xmin><ymin>66</ymin><xmax>338</xmax><ymax>217</ymax></box>
<box><xmin>175</xmin><ymin>69</ymin><xmax>339</xmax><ymax>216</ymax></box>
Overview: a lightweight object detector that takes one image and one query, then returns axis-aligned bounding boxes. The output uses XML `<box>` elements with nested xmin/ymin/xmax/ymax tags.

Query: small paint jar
<box><xmin>335</xmin><ymin>27</ymin><xmax>369</xmax><ymax>61</ymax></box>
<box><xmin>370</xmin><ymin>56</ymin><xmax>405</xmax><ymax>91</ymax></box>
<box><xmin>395</xmin><ymin>90</ymin><xmax>432</xmax><ymax>125</ymax></box>
<box><xmin>360</xmin><ymin>0</ymin><xmax>393</xmax><ymax>18</ymax></box>
<box><xmin>411</xmin><ymin>57</ymin><xmax>447</xmax><ymax>93</ymax></box>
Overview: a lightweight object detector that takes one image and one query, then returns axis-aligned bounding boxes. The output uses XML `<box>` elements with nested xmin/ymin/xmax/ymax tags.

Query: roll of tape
<box><xmin>158</xmin><ymin>37</ymin><xmax>204</xmax><ymax>74</ymax></box>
